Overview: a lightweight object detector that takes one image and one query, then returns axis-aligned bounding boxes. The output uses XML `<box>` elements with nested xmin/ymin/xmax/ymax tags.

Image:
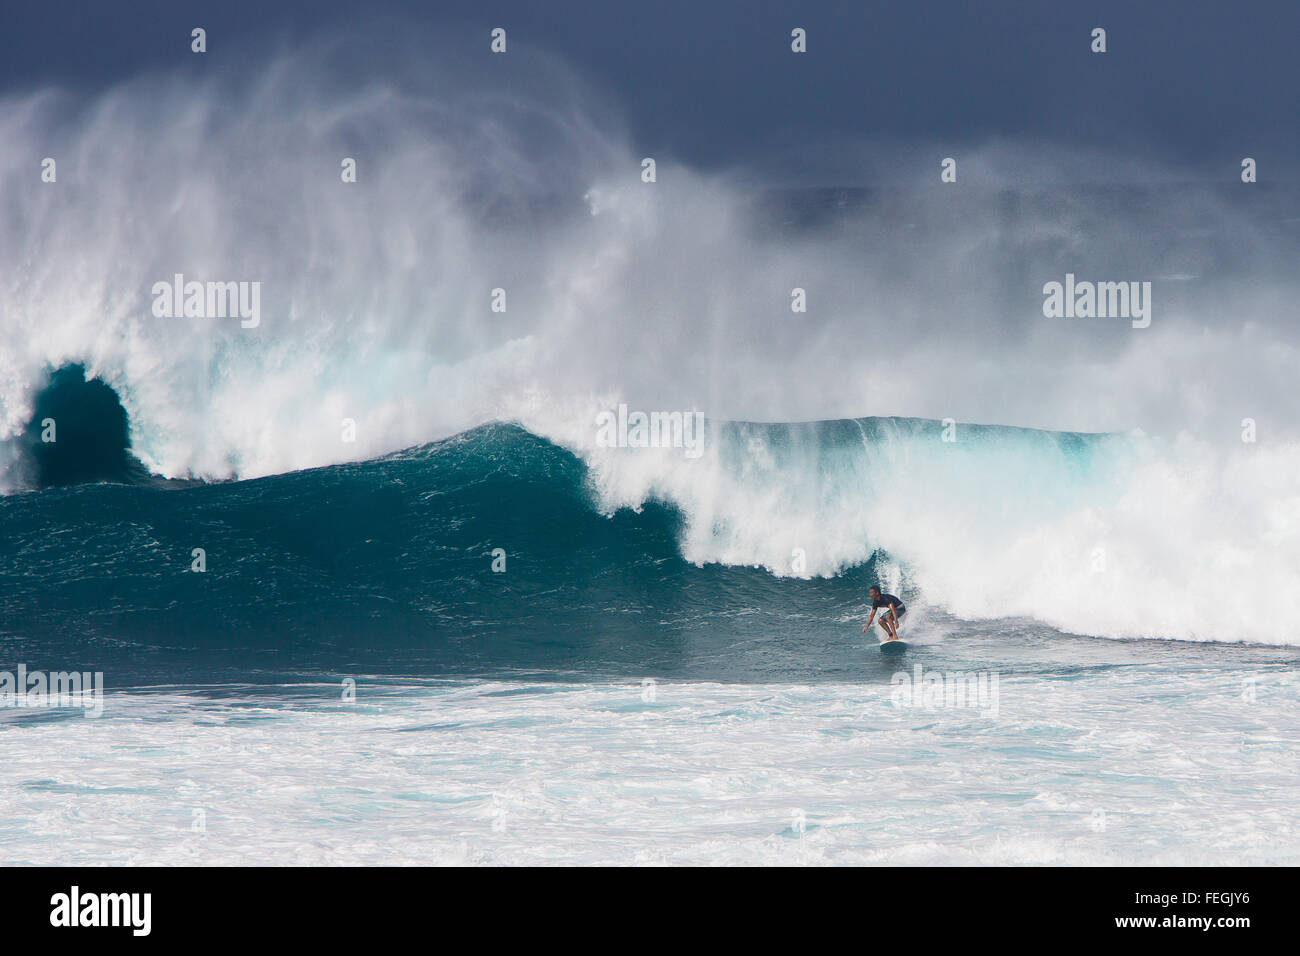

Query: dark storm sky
<box><xmin>2</xmin><ymin>0</ymin><xmax>1296</xmax><ymax>178</ymax></box>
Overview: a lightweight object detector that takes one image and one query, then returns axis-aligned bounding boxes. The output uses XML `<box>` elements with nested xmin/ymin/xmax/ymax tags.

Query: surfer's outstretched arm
<box><xmin>861</xmin><ymin>609</ymin><xmax>877</xmax><ymax>633</ymax></box>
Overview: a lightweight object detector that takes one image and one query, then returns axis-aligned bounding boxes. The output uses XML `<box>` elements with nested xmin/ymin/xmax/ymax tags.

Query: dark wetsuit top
<box><xmin>872</xmin><ymin>594</ymin><xmax>906</xmax><ymax>615</ymax></box>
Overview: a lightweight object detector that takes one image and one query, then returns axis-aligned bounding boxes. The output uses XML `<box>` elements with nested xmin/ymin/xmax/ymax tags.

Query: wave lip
<box><xmin>2</xmin><ymin>363</ymin><xmax>205</xmax><ymax>492</ymax></box>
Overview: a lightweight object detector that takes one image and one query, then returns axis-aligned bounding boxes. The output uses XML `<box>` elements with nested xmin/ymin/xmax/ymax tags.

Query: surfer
<box><xmin>861</xmin><ymin>586</ymin><xmax>907</xmax><ymax>641</ymax></box>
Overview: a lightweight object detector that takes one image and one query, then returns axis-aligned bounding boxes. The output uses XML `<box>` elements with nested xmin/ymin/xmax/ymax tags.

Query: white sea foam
<box><xmin>548</xmin><ymin>418</ymin><xmax>1300</xmax><ymax>646</ymax></box>
<box><xmin>2</xmin><ymin>668</ymin><xmax>1294</xmax><ymax>865</ymax></box>
<box><xmin>3</xmin><ymin>34</ymin><xmax>1299</xmax><ymax>490</ymax></box>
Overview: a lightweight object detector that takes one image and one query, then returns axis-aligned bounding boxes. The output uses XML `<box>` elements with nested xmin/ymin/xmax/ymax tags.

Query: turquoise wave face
<box><xmin>4</xmin><ymin>413</ymin><xmax>1296</xmax><ymax>684</ymax></box>
<box><xmin>0</xmin><ymin>423</ymin><xmax>889</xmax><ymax>684</ymax></box>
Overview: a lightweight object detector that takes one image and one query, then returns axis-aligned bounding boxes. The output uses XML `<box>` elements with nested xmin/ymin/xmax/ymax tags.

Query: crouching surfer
<box><xmin>861</xmin><ymin>585</ymin><xmax>907</xmax><ymax>641</ymax></box>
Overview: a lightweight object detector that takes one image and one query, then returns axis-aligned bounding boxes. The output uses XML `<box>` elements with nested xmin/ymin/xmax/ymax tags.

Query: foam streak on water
<box><xmin>4</xmin><ymin>647</ymin><xmax>1296</xmax><ymax>865</ymax></box>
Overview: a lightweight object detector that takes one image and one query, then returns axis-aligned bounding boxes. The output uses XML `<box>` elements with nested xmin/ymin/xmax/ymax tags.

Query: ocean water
<box><xmin>2</xmin><ymin>422</ymin><xmax>1298</xmax><ymax>865</ymax></box>
<box><xmin>3</xmin><ymin>39</ymin><xmax>1300</xmax><ymax>865</ymax></box>
<box><xmin>3</xmin><ymin>651</ymin><xmax>1296</xmax><ymax>866</ymax></box>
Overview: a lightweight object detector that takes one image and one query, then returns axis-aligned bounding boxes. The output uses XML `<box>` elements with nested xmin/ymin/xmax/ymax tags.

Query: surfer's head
<box><xmin>868</xmin><ymin>585</ymin><xmax>881</xmax><ymax>597</ymax></box>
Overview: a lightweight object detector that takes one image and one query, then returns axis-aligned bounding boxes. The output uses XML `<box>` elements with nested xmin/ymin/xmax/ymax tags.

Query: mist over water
<box><xmin>2</xmin><ymin>32</ymin><xmax>1299</xmax><ymax>646</ymax></box>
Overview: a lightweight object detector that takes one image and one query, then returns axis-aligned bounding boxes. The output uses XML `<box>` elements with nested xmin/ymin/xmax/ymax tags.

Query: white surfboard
<box><xmin>879</xmin><ymin>638</ymin><xmax>908</xmax><ymax>654</ymax></box>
